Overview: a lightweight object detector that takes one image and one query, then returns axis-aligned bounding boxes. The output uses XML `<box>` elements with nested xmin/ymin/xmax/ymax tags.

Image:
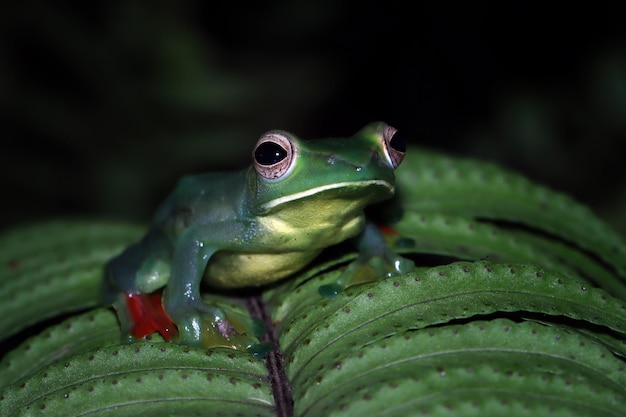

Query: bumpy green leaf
<box><xmin>395</xmin><ymin>149</ymin><xmax>626</xmax><ymax>285</ymax></box>
<box><xmin>391</xmin><ymin>211</ymin><xmax>626</xmax><ymax>297</ymax></box>
<box><xmin>294</xmin><ymin>319</ymin><xmax>626</xmax><ymax>416</ymax></box>
<box><xmin>323</xmin><ymin>373</ymin><xmax>622</xmax><ymax>417</ymax></box>
<box><xmin>271</xmin><ymin>259</ymin><xmax>626</xmax><ymax>416</ymax></box>
<box><xmin>0</xmin><ymin>309</ymin><xmax>121</xmax><ymax>388</ymax></box>
<box><xmin>393</xmin><ymin>212</ymin><xmax>587</xmax><ymax>280</ymax></box>
<box><xmin>273</xmin><ymin>261</ymin><xmax>626</xmax><ymax>385</ymax></box>
<box><xmin>0</xmin><ymin>221</ymin><xmax>143</xmax><ymax>341</ymax></box>
<box><xmin>0</xmin><ymin>221</ymin><xmax>143</xmax><ymax>275</ymax></box>
<box><xmin>0</xmin><ymin>343</ymin><xmax>273</xmax><ymax>417</ymax></box>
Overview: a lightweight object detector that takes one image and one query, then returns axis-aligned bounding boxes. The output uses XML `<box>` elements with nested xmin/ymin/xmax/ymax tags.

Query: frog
<box><xmin>101</xmin><ymin>122</ymin><xmax>414</xmax><ymax>354</ymax></box>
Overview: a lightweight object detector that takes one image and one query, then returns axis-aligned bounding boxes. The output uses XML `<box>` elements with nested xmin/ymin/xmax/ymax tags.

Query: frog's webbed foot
<box><xmin>319</xmin><ymin>223</ymin><xmax>414</xmax><ymax>297</ymax></box>
<box><xmin>112</xmin><ymin>291</ymin><xmax>179</xmax><ymax>343</ymax></box>
<box><xmin>166</xmin><ymin>299</ymin><xmax>269</xmax><ymax>356</ymax></box>
<box><xmin>318</xmin><ymin>249</ymin><xmax>414</xmax><ymax>297</ymax></box>
<box><xmin>114</xmin><ymin>291</ymin><xmax>269</xmax><ymax>357</ymax></box>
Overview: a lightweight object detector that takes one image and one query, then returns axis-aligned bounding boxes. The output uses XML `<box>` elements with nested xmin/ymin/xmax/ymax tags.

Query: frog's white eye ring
<box><xmin>381</xmin><ymin>124</ymin><xmax>406</xmax><ymax>169</ymax></box>
<box><xmin>253</xmin><ymin>131</ymin><xmax>297</xmax><ymax>180</ymax></box>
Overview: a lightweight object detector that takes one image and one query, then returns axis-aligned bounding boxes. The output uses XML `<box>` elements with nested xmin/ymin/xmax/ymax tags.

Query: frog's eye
<box><xmin>253</xmin><ymin>131</ymin><xmax>297</xmax><ymax>180</ymax></box>
<box><xmin>382</xmin><ymin>124</ymin><xmax>406</xmax><ymax>169</ymax></box>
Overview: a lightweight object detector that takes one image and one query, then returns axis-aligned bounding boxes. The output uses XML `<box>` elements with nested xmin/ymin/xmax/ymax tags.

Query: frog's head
<box><xmin>246</xmin><ymin>122</ymin><xmax>406</xmax><ymax>239</ymax></box>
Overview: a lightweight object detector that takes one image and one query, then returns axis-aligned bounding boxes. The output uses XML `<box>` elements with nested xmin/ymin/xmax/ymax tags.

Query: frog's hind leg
<box><xmin>102</xmin><ymin>229</ymin><xmax>176</xmax><ymax>341</ymax></box>
<box><xmin>102</xmin><ymin>229</ymin><xmax>172</xmax><ymax>300</ymax></box>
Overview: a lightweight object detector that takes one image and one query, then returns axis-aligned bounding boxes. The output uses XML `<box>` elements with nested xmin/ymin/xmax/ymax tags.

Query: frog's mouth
<box><xmin>260</xmin><ymin>179</ymin><xmax>394</xmax><ymax>212</ymax></box>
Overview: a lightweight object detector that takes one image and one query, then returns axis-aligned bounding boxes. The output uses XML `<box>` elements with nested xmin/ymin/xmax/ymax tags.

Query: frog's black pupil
<box><xmin>389</xmin><ymin>131</ymin><xmax>406</xmax><ymax>153</ymax></box>
<box><xmin>255</xmin><ymin>142</ymin><xmax>287</xmax><ymax>165</ymax></box>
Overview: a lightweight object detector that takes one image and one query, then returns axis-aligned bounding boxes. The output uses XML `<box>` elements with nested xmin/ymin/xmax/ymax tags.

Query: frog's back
<box><xmin>153</xmin><ymin>171</ymin><xmax>247</xmax><ymax>233</ymax></box>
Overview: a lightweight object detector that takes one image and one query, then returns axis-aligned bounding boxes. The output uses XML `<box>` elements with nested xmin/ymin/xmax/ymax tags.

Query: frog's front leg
<box><xmin>319</xmin><ymin>222</ymin><xmax>414</xmax><ymax>297</ymax></box>
<box><xmin>163</xmin><ymin>227</ymin><xmax>265</xmax><ymax>352</ymax></box>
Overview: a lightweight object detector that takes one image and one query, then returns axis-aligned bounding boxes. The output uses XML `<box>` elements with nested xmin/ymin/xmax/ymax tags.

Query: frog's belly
<box><xmin>203</xmin><ymin>250</ymin><xmax>322</xmax><ymax>288</ymax></box>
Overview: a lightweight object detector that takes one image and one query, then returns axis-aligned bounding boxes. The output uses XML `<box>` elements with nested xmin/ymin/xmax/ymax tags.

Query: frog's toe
<box><xmin>393</xmin><ymin>255</ymin><xmax>415</xmax><ymax>275</ymax></box>
<box><xmin>318</xmin><ymin>259</ymin><xmax>376</xmax><ymax>297</ymax></box>
<box><xmin>115</xmin><ymin>291</ymin><xmax>179</xmax><ymax>342</ymax></box>
<box><xmin>174</xmin><ymin>308</ymin><xmax>267</xmax><ymax>354</ymax></box>
<box><xmin>319</xmin><ymin>253</ymin><xmax>414</xmax><ymax>298</ymax></box>
<box><xmin>199</xmin><ymin>316</ymin><xmax>267</xmax><ymax>354</ymax></box>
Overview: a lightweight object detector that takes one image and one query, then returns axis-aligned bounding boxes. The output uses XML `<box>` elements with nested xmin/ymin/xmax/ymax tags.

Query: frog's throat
<box><xmin>260</xmin><ymin>179</ymin><xmax>394</xmax><ymax>211</ymax></box>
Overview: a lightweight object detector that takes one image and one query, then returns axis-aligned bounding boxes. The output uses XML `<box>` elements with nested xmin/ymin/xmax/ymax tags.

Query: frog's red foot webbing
<box><xmin>125</xmin><ymin>292</ymin><xmax>179</xmax><ymax>341</ymax></box>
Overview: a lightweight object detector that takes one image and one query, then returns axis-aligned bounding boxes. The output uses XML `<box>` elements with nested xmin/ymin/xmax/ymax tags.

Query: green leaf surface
<box><xmin>0</xmin><ymin>344</ymin><xmax>273</xmax><ymax>417</ymax></box>
<box><xmin>322</xmin><ymin>375</ymin><xmax>622</xmax><ymax>417</ymax></box>
<box><xmin>0</xmin><ymin>309</ymin><xmax>120</xmax><ymax>388</ymax></box>
<box><xmin>392</xmin><ymin>211</ymin><xmax>626</xmax><ymax>298</ymax></box>
<box><xmin>393</xmin><ymin>212</ymin><xmax>587</xmax><ymax>280</ymax></box>
<box><xmin>294</xmin><ymin>319</ymin><xmax>626</xmax><ymax>416</ymax></box>
<box><xmin>395</xmin><ymin>148</ymin><xmax>626</xmax><ymax>282</ymax></box>
<box><xmin>273</xmin><ymin>261</ymin><xmax>626</xmax><ymax>383</ymax></box>
<box><xmin>0</xmin><ymin>221</ymin><xmax>143</xmax><ymax>341</ymax></box>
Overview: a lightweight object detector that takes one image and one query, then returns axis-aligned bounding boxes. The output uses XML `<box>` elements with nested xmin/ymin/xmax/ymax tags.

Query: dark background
<box><xmin>3</xmin><ymin>1</ymin><xmax>626</xmax><ymax>234</ymax></box>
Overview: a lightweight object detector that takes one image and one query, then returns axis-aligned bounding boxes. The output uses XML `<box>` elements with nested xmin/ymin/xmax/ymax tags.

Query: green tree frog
<box><xmin>102</xmin><ymin>122</ymin><xmax>413</xmax><ymax>353</ymax></box>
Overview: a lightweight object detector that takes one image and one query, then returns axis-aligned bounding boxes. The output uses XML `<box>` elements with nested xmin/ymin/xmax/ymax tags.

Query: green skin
<box><xmin>103</xmin><ymin>122</ymin><xmax>413</xmax><ymax>351</ymax></box>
